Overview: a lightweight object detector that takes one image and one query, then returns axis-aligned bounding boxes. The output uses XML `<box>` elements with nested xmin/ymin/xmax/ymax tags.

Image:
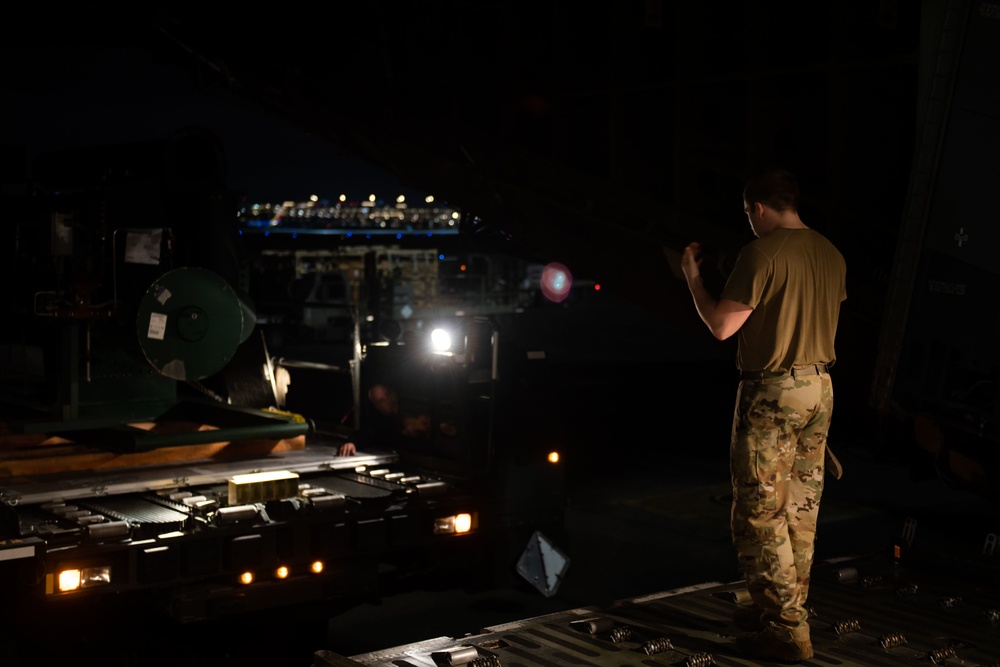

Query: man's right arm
<box><xmin>681</xmin><ymin>242</ymin><xmax>752</xmax><ymax>340</ymax></box>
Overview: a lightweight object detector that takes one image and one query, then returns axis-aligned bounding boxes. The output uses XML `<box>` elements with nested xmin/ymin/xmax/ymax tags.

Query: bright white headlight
<box><xmin>430</xmin><ymin>328</ymin><xmax>452</xmax><ymax>353</ymax></box>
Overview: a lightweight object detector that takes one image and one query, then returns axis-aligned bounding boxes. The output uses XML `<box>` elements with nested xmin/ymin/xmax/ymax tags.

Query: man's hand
<box><xmin>681</xmin><ymin>240</ymin><xmax>752</xmax><ymax>340</ymax></box>
<box><xmin>338</xmin><ymin>441</ymin><xmax>357</xmax><ymax>456</ymax></box>
<box><xmin>401</xmin><ymin>415</ymin><xmax>432</xmax><ymax>437</ymax></box>
<box><xmin>681</xmin><ymin>242</ymin><xmax>703</xmax><ymax>284</ymax></box>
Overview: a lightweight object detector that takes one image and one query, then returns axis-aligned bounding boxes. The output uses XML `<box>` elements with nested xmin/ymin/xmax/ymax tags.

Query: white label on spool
<box><xmin>155</xmin><ymin>286</ymin><xmax>172</xmax><ymax>305</ymax></box>
<box><xmin>147</xmin><ymin>312</ymin><xmax>167</xmax><ymax>340</ymax></box>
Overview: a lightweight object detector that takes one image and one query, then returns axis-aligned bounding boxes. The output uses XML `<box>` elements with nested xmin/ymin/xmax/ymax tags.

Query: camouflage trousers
<box><xmin>730</xmin><ymin>371</ymin><xmax>834</xmax><ymax>630</ymax></box>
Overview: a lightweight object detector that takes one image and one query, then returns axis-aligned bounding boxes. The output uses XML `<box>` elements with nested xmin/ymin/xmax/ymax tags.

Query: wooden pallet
<box><xmin>0</xmin><ymin>420</ymin><xmax>306</xmax><ymax>478</ymax></box>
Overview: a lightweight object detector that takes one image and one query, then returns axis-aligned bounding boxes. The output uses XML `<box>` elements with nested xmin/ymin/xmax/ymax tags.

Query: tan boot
<box><xmin>731</xmin><ymin>603</ymin><xmax>765</xmax><ymax>631</ymax></box>
<box><xmin>735</xmin><ymin>621</ymin><xmax>814</xmax><ymax>663</ymax></box>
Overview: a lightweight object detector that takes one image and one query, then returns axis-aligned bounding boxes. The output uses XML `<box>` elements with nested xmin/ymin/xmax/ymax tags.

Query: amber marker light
<box><xmin>311</xmin><ymin>560</ymin><xmax>325</xmax><ymax>574</ymax></box>
<box><xmin>547</xmin><ymin>451</ymin><xmax>560</xmax><ymax>464</ymax></box>
<box><xmin>274</xmin><ymin>566</ymin><xmax>289</xmax><ymax>579</ymax></box>
<box><xmin>239</xmin><ymin>571</ymin><xmax>254</xmax><ymax>585</ymax></box>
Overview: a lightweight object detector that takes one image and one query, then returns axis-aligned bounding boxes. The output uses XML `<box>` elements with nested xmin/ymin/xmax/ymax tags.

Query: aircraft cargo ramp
<box><xmin>315</xmin><ymin>550</ymin><xmax>999</xmax><ymax>667</ymax></box>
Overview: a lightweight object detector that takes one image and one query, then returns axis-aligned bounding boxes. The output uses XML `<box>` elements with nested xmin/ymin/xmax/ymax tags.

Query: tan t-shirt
<box><xmin>721</xmin><ymin>227</ymin><xmax>846</xmax><ymax>372</ymax></box>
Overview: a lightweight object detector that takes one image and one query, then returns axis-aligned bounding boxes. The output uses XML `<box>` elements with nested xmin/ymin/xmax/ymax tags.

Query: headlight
<box><xmin>54</xmin><ymin>565</ymin><xmax>112</xmax><ymax>592</ymax></box>
<box><xmin>434</xmin><ymin>512</ymin><xmax>476</xmax><ymax>535</ymax></box>
<box><xmin>57</xmin><ymin>569</ymin><xmax>81</xmax><ymax>592</ymax></box>
<box><xmin>430</xmin><ymin>327</ymin><xmax>452</xmax><ymax>353</ymax></box>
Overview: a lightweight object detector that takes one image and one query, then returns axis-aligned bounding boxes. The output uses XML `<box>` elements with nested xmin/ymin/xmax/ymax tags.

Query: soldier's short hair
<box><xmin>743</xmin><ymin>168</ymin><xmax>799</xmax><ymax>212</ymax></box>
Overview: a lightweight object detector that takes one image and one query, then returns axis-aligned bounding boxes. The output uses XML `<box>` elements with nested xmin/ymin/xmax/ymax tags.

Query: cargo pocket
<box><xmin>732</xmin><ymin>384</ymin><xmax>780</xmax><ymax>515</ymax></box>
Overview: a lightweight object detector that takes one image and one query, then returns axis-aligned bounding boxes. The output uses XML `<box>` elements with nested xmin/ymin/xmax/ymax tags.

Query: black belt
<box><xmin>741</xmin><ymin>363</ymin><xmax>828</xmax><ymax>380</ymax></box>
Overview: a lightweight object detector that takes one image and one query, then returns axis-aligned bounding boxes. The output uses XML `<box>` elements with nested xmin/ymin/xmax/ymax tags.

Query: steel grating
<box><xmin>79</xmin><ymin>496</ymin><xmax>189</xmax><ymax>527</ymax></box>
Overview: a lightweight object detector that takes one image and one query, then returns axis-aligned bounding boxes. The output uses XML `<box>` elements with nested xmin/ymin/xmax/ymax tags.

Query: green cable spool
<box><xmin>136</xmin><ymin>267</ymin><xmax>255</xmax><ymax>381</ymax></box>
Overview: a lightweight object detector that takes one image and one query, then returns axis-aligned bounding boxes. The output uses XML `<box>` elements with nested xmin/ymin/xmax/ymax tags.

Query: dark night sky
<box><xmin>2</xmin><ymin>45</ymin><xmax>422</xmax><ymax>204</ymax></box>
<box><xmin>1</xmin><ymin>3</ymin><xmax>927</xmax><ymax>220</ymax></box>
<box><xmin>0</xmin><ymin>3</ymin><xmax>929</xmax><ymax>367</ymax></box>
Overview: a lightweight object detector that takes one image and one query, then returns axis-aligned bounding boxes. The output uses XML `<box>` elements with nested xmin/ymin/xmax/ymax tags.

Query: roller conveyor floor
<box><xmin>316</xmin><ymin>550</ymin><xmax>1000</xmax><ymax>667</ymax></box>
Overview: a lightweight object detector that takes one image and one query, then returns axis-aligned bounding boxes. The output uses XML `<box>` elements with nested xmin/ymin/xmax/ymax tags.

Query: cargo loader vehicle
<box><xmin>0</xmin><ymin>136</ymin><xmax>567</xmax><ymax>625</ymax></box>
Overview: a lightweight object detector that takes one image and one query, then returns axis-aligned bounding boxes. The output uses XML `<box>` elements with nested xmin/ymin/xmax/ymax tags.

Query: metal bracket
<box><xmin>983</xmin><ymin>532</ymin><xmax>998</xmax><ymax>557</ymax></box>
<box><xmin>901</xmin><ymin>517</ymin><xmax>918</xmax><ymax>547</ymax></box>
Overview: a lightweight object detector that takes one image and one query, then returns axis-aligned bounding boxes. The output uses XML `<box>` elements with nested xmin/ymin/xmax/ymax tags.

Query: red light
<box><xmin>540</xmin><ymin>262</ymin><xmax>572</xmax><ymax>303</ymax></box>
<box><xmin>594</xmin><ymin>283</ymin><xmax>601</xmax><ymax>291</ymax></box>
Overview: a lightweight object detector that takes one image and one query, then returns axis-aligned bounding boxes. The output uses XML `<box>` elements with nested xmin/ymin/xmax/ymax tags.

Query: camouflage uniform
<box><xmin>680</xmin><ymin>170</ymin><xmax>846</xmax><ymax>661</ymax></box>
<box><xmin>719</xmin><ymin>222</ymin><xmax>845</xmax><ymax>644</ymax></box>
<box><xmin>730</xmin><ymin>369</ymin><xmax>833</xmax><ymax>632</ymax></box>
